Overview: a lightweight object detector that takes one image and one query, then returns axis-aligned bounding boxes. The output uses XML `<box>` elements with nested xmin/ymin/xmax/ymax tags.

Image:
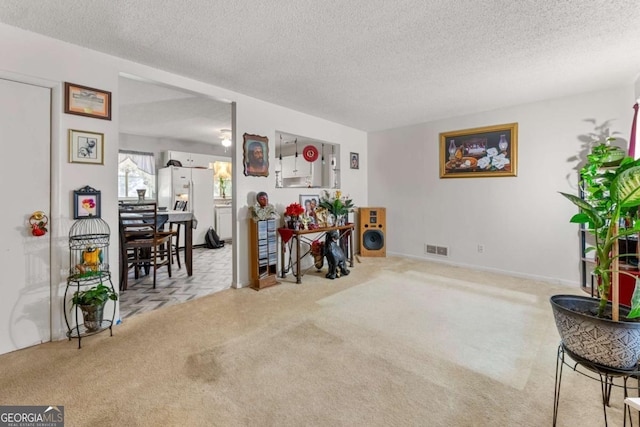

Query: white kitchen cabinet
<box><xmin>189</xmin><ymin>153</ymin><xmax>215</xmax><ymax>168</ymax></box>
<box><xmin>163</xmin><ymin>151</ymin><xmax>215</xmax><ymax>169</ymax></box>
<box><xmin>216</xmin><ymin>206</ymin><xmax>232</xmax><ymax>241</ymax></box>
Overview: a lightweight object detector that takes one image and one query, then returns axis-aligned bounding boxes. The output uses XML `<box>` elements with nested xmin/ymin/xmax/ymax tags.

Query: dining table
<box><xmin>159</xmin><ymin>209</ymin><xmax>194</xmax><ymax>276</ymax></box>
<box><xmin>119</xmin><ymin>208</ymin><xmax>194</xmax><ymax>291</ymax></box>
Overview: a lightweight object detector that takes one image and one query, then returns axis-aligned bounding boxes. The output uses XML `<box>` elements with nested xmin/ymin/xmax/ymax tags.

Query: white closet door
<box><xmin>0</xmin><ymin>78</ymin><xmax>51</xmax><ymax>354</ymax></box>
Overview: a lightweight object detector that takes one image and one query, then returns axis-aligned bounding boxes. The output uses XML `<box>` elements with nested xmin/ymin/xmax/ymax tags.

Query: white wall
<box><xmin>368</xmin><ymin>87</ymin><xmax>636</xmax><ymax>286</ymax></box>
<box><xmin>0</xmin><ymin>23</ymin><xmax>367</xmax><ymax>340</ymax></box>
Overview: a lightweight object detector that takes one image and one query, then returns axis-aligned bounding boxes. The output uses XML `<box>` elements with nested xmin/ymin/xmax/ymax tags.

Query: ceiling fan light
<box><xmin>221</xmin><ymin>137</ymin><xmax>232</xmax><ymax>147</ymax></box>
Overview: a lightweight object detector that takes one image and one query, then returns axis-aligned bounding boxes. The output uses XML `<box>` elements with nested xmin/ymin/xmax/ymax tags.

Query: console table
<box><xmin>277</xmin><ymin>224</ymin><xmax>355</xmax><ymax>284</ymax></box>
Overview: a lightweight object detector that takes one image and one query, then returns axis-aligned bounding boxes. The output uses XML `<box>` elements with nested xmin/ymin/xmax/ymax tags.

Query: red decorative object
<box><xmin>28</xmin><ymin>211</ymin><xmax>48</xmax><ymax>237</ymax></box>
<box><xmin>302</xmin><ymin>145</ymin><xmax>319</xmax><ymax>162</ymax></box>
<box><xmin>285</xmin><ymin>203</ymin><xmax>305</xmax><ymax>217</ymax></box>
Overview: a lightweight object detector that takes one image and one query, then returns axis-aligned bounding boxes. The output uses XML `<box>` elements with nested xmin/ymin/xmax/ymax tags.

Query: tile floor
<box><xmin>118</xmin><ymin>244</ymin><xmax>232</xmax><ymax>319</ymax></box>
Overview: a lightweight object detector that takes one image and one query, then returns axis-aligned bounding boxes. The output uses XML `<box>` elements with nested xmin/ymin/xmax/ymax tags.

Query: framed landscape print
<box><xmin>440</xmin><ymin>123</ymin><xmax>518</xmax><ymax>178</ymax></box>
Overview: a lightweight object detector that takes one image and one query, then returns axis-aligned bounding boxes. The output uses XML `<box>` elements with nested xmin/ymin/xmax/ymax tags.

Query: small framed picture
<box><xmin>69</xmin><ymin>129</ymin><xmax>104</xmax><ymax>165</ymax></box>
<box><xmin>299</xmin><ymin>194</ymin><xmax>320</xmax><ymax>218</ymax></box>
<box><xmin>64</xmin><ymin>82</ymin><xmax>112</xmax><ymax>120</ymax></box>
<box><xmin>73</xmin><ymin>186</ymin><xmax>101</xmax><ymax>219</ymax></box>
<box><xmin>350</xmin><ymin>152</ymin><xmax>359</xmax><ymax>169</ymax></box>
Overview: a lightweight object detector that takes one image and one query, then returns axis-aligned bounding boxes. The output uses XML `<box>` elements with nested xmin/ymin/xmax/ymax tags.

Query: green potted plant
<box><xmin>553</xmin><ymin>138</ymin><xmax>640</xmax><ymax>368</ymax></box>
<box><xmin>319</xmin><ymin>190</ymin><xmax>354</xmax><ymax>225</ymax></box>
<box><xmin>72</xmin><ymin>283</ymin><xmax>118</xmax><ymax>332</ymax></box>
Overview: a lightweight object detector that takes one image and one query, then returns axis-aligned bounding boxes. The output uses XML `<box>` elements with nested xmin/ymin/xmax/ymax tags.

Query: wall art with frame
<box><xmin>350</xmin><ymin>152</ymin><xmax>359</xmax><ymax>169</ymax></box>
<box><xmin>69</xmin><ymin>129</ymin><xmax>104</xmax><ymax>165</ymax></box>
<box><xmin>440</xmin><ymin>122</ymin><xmax>518</xmax><ymax>178</ymax></box>
<box><xmin>73</xmin><ymin>185</ymin><xmax>101</xmax><ymax>219</ymax></box>
<box><xmin>64</xmin><ymin>82</ymin><xmax>112</xmax><ymax>120</ymax></box>
<box><xmin>243</xmin><ymin>133</ymin><xmax>269</xmax><ymax>177</ymax></box>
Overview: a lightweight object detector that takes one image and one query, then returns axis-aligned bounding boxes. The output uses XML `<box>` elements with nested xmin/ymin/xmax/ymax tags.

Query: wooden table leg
<box><xmin>296</xmin><ymin>235</ymin><xmax>302</xmax><ymax>284</ymax></box>
<box><xmin>280</xmin><ymin>237</ymin><xmax>287</xmax><ymax>278</ymax></box>
<box><xmin>348</xmin><ymin>227</ymin><xmax>354</xmax><ymax>267</ymax></box>
<box><xmin>184</xmin><ymin>220</ymin><xmax>193</xmax><ymax>276</ymax></box>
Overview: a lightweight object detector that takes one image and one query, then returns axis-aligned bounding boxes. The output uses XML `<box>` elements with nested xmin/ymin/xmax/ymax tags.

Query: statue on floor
<box><xmin>324</xmin><ymin>229</ymin><xmax>349</xmax><ymax>280</ymax></box>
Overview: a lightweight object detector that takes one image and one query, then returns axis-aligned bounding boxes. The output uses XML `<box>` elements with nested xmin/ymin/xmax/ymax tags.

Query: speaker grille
<box><xmin>363</xmin><ymin>229</ymin><xmax>384</xmax><ymax>250</ymax></box>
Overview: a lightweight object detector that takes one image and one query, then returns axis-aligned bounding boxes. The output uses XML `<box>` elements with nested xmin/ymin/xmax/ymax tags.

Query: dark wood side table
<box><xmin>278</xmin><ymin>224</ymin><xmax>354</xmax><ymax>284</ymax></box>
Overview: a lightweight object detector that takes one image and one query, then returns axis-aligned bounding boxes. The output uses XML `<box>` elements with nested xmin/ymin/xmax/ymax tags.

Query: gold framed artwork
<box><xmin>243</xmin><ymin>133</ymin><xmax>269</xmax><ymax>177</ymax></box>
<box><xmin>64</xmin><ymin>82</ymin><xmax>112</xmax><ymax>120</ymax></box>
<box><xmin>440</xmin><ymin>122</ymin><xmax>518</xmax><ymax>178</ymax></box>
<box><xmin>69</xmin><ymin>129</ymin><xmax>104</xmax><ymax>165</ymax></box>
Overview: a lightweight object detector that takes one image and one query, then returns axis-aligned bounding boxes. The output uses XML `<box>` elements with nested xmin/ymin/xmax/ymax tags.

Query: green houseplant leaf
<box><xmin>627</xmin><ymin>277</ymin><xmax>640</xmax><ymax>319</ymax></box>
<box><xmin>563</xmin><ymin>140</ymin><xmax>640</xmax><ymax>319</ymax></box>
<box><xmin>71</xmin><ymin>283</ymin><xmax>118</xmax><ymax>308</ymax></box>
<box><xmin>612</xmin><ymin>166</ymin><xmax>640</xmax><ymax>208</ymax></box>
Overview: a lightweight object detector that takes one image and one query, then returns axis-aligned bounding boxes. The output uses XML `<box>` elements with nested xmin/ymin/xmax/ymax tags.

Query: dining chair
<box><xmin>167</xmin><ymin>200</ymin><xmax>188</xmax><ymax>269</ymax></box>
<box><xmin>119</xmin><ymin>202</ymin><xmax>172</xmax><ymax>291</ymax></box>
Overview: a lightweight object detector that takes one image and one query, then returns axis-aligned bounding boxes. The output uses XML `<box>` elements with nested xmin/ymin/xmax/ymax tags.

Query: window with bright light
<box><xmin>118</xmin><ymin>150</ymin><xmax>156</xmax><ymax>199</ymax></box>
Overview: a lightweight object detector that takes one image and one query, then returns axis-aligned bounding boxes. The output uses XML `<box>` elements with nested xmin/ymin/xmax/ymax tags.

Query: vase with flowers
<box><xmin>285</xmin><ymin>202</ymin><xmax>305</xmax><ymax>229</ymax></box>
<box><xmin>319</xmin><ymin>190</ymin><xmax>354</xmax><ymax>226</ymax></box>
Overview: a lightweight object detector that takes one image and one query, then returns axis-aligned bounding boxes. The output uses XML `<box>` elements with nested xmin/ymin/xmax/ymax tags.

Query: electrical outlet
<box><xmin>426</xmin><ymin>244</ymin><xmax>437</xmax><ymax>254</ymax></box>
<box><xmin>477</xmin><ymin>244</ymin><xmax>484</xmax><ymax>253</ymax></box>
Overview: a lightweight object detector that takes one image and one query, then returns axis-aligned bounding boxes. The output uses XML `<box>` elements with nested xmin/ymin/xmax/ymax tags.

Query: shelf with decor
<box><xmin>63</xmin><ymin>217</ymin><xmax>117</xmax><ymax>348</ymax></box>
<box><xmin>248</xmin><ymin>218</ymin><xmax>279</xmax><ymax>290</ymax></box>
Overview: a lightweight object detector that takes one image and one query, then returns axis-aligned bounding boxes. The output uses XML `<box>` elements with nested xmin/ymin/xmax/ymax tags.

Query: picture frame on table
<box><xmin>64</xmin><ymin>82</ymin><xmax>112</xmax><ymax>120</ymax></box>
<box><xmin>73</xmin><ymin>186</ymin><xmax>101</xmax><ymax>219</ymax></box>
<box><xmin>243</xmin><ymin>133</ymin><xmax>269</xmax><ymax>177</ymax></box>
<box><xmin>299</xmin><ymin>194</ymin><xmax>320</xmax><ymax>218</ymax></box>
<box><xmin>439</xmin><ymin>122</ymin><xmax>518</xmax><ymax>178</ymax></box>
<box><xmin>69</xmin><ymin>129</ymin><xmax>104</xmax><ymax>165</ymax></box>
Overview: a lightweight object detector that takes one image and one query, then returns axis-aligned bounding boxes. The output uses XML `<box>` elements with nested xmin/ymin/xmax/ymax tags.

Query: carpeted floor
<box><xmin>0</xmin><ymin>256</ymin><xmax>631</xmax><ymax>426</ymax></box>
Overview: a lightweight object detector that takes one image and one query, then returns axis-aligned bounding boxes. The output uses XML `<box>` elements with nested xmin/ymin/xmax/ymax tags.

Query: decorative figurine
<box><xmin>324</xmin><ymin>229</ymin><xmax>350</xmax><ymax>280</ymax></box>
<box><xmin>249</xmin><ymin>191</ymin><xmax>277</xmax><ymax>221</ymax></box>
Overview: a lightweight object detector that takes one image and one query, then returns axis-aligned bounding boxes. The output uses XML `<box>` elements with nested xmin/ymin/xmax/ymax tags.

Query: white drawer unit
<box><xmin>216</xmin><ymin>206</ymin><xmax>232</xmax><ymax>241</ymax></box>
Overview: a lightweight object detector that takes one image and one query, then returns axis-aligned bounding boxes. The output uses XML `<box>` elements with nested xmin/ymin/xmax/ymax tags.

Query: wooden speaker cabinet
<box><xmin>249</xmin><ymin>219</ymin><xmax>279</xmax><ymax>290</ymax></box>
<box><xmin>359</xmin><ymin>207</ymin><xmax>386</xmax><ymax>257</ymax></box>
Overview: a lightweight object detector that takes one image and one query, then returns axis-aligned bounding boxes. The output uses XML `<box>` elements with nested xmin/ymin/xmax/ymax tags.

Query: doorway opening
<box><xmin>117</xmin><ymin>74</ymin><xmax>234</xmax><ymax>319</ymax></box>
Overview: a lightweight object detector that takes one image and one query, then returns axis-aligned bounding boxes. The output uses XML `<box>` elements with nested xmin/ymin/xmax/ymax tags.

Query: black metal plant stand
<box><xmin>64</xmin><ymin>217</ymin><xmax>115</xmax><ymax>348</ymax></box>
<box><xmin>554</xmin><ymin>343</ymin><xmax>640</xmax><ymax>426</ymax></box>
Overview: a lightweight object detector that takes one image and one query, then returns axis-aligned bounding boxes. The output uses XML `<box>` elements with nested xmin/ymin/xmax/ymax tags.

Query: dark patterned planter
<box><xmin>550</xmin><ymin>294</ymin><xmax>640</xmax><ymax>369</ymax></box>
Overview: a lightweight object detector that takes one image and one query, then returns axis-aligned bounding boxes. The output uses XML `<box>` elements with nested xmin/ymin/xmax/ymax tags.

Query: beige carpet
<box><xmin>0</xmin><ymin>256</ymin><xmax>631</xmax><ymax>426</ymax></box>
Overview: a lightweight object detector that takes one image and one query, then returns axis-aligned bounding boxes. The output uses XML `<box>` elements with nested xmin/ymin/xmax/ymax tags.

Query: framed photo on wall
<box><xmin>243</xmin><ymin>133</ymin><xmax>269</xmax><ymax>177</ymax></box>
<box><xmin>439</xmin><ymin>122</ymin><xmax>518</xmax><ymax>178</ymax></box>
<box><xmin>73</xmin><ymin>186</ymin><xmax>101</xmax><ymax>219</ymax></box>
<box><xmin>64</xmin><ymin>82</ymin><xmax>112</xmax><ymax>120</ymax></box>
<box><xmin>350</xmin><ymin>152</ymin><xmax>359</xmax><ymax>169</ymax></box>
<box><xmin>69</xmin><ymin>129</ymin><xmax>104</xmax><ymax>165</ymax></box>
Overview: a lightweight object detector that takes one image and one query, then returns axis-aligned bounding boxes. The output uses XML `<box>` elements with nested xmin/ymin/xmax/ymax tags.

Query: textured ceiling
<box><xmin>119</xmin><ymin>76</ymin><xmax>232</xmax><ymax>145</ymax></box>
<box><xmin>1</xmin><ymin>1</ymin><xmax>640</xmax><ymax>132</ymax></box>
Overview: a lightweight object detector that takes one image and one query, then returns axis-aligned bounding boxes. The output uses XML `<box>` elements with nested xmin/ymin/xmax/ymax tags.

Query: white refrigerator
<box><xmin>157</xmin><ymin>166</ymin><xmax>214</xmax><ymax>246</ymax></box>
